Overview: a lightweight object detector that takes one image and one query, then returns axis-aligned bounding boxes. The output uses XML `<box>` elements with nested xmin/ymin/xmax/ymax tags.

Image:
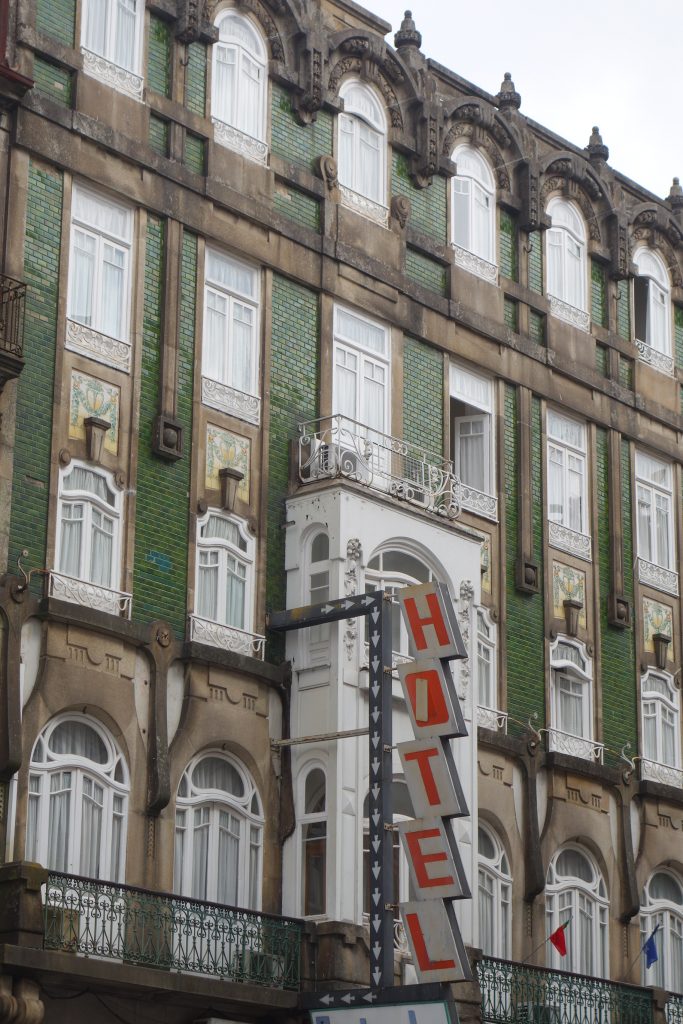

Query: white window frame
<box><xmin>549</xmin><ymin>637</ymin><xmax>600</xmax><ymax>762</ymax></box>
<box><xmin>633</xmin><ymin>248</ymin><xmax>672</xmax><ymax>364</ymax></box>
<box><xmin>451</xmin><ymin>144</ymin><xmax>497</xmax><ymax>281</ymax></box>
<box><xmin>55</xmin><ymin>461</ymin><xmax>123</xmax><ymax>595</ymax></box>
<box><xmin>211</xmin><ymin>10</ymin><xmax>268</xmax><ymax>164</ymax></box>
<box><xmin>298</xmin><ymin>763</ymin><xmax>327</xmax><ymax>918</ymax></box>
<box><xmin>641</xmin><ymin>870</ymin><xmax>683</xmax><ymax>993</ymax></box>
<box><xmin>174</xmin><ymin>751</ymin><xmax>264</xmax><ymax>909</ymax></box>
<box><xmin>641</xmin><ymin>671</ymin><xmax>681</xmax><ymax>783</ymax></box>
<box><xmin>546</xmin><ymin>410</ymin><xmax>591</xmax><ymax>559</ymax></box>
<box><xmin>194</xmin><ymin>511</ymin><xmax>254</xmax><ymax>632</ymax></box>
<box><xmin>450</xmin><ymin>362</ymin><xmax>496</xmax><ymax>519</ymax></box>
<box><xmin>80</xmin><ymin>0</ymin><xmax>144</xmax><ymax>96</ymax></box>
<box><xmin>635</xmin><ymin>450</ymin><xmax>675</xmax><ymax>574</ymax></box>
<box><xmin>333</xmin><ymin>305</ymin><xmax>390</xmax><ymax>436</ymax></box>
<box><xmin>25</xmin><ymin>714</ymin><xmax>129</xmax><ymax>882</ymax></box>
<box><xmin>365</xmin><ymin>549</ymin><xmax>435</xmax><ymax>662</ymax></box>
<box><xmin>67</xmin><ymin>185</ymin><xmax>133</xmax><ymax>346</ymax></box>
<box><xmin>306</xmin><ymin>532</ymin><xmax>330</xmax><ymax>661</ymax></box>
<box><xmin>476</xmin><ymin>608</ymin><xmax>499</xmax><ymax>730</ymax></box>
<box><xmin>477</xmin><ymin>823</ymin><xmax>511</xmax><ymax>959</ymax></box>
<box><xmin>546</xmin><ymin>198</ymin><xmax>589</xmax><ymax>329</ymax></box>
<box><xmin>202</xmin><ymin>247</ymin><xmax>261</xmax><ymax>421</ymax></box>
<box><xmin>337</xmin><ymin>80</ymin><xmax>387</xmax><ymax>222</ymax></box>
<box><xmin>546</xmin><ymin>846</ymin><xmax>608</xmax><ymax>978</ymax></box>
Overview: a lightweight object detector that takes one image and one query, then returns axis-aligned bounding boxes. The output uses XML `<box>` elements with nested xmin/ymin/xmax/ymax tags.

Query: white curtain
<box><xmin>249</xmin><ymin>826</ymin><xmax>260</xmax><ymax>909</ymax></box>
<box><xmin>547</xmin><ymin>447</ymin><xmax>564</xmax><ymax>523</ymax></box>
<box><xmin>84</xmin><ymin>0</ymin><xmax>108</xmax><ymax>55</ymax></box>
<box><xmin>334</xmin><ymin>346</ymin><xmax>358</xmax><ymax>420</ymax></box>
<box><xmin>204</xmin><ymin>290</ymin><xmax>227</xmax><ymax>382</ymax></box>
<box><xmin>662</xmin><ymin>706</ymin><xmax>676</xmax><ymax>766</ymax></box>
<box><xmin>642</xmin><ymin>701</ymin><xmax>656</xmax><ymax>760</ymax></box>
<box><xmin>90</xmin><ymin>508</ymin><xmax>114</xmax><ymax>587</ymax></box>
<box><xmin>101</xmin><ymin>243</ymin><xmax>125</xmax><ymax>339</ymax></box>
<box><xmin>637</xmin><ymin>486</ymin><xmax>653</xmax><ymax>562</ymax></box>
<box><xmin>338</xmin><ymin>115</ymin><xmax>355</xmax><ymax>191</ymax></box>
<box><xmin>51</xmin><ymin>720</ymin><xmax>108</xmax><ymax>761</ymax></box>
<box><xmin>655</xmin><ymin>493</ymin><xmax>670</xmax><ymax>567</ymax></box>
<box><xmin>478</xmin><ymin>869</ymin><xmax>494</xmax><ymax>955</ymax></box>
<box><xmin>458</xmin><ymin>418</ymin><xmax>486</xmax><ymax>491</ymax></box>
<box><xmin>213</xmin><ymin>45</ymin><xmax>236</xmax><ymax>124</ymax></box>
<box><xmin>26</xmin><ymin>776</ymin><xmax>41</xmax><ymax>862</ymax></box>
<box><xmin>478</xmin><ymin>640</ymin><xmax>493</xmax><ymax>707</ymax></box>
<box><xmin>191</xmin><ymin>808</ymin><xmax>210</xmax><ymax>900</ymax></box>
<box><xmin>361</xmin><ymin>358</ymin><xmax>386</xmax><ymax>434</ymax></box>
<box><xmin>71</xmin><ymin>231</ymin><xmax>96</xmax><ymax>326</ymax></box>
<box><xmin>114</xmin><ymin>0</ymin><xmax>136</xmax><ymax>71</ymax></box>
<box><xmin>358</xmin><ymin>122</ymin><xmax>381</xmax><ymax>202</ymax></box>
<box><xmin>230</xmin><ymin>302</ymin><xmax>253</xmax><ymax>394</ymax></box>
<box><xmin>197</xmin><ymin>551</ymin><xmax>219</xmax><ymax>620</ymax></box>
<box><xmin>206</xmin><ymin>250</ymin><xmax>256</xmax><ymax>298</ymax></box>
<box><xmin>79</xmin><ymin>777</ymin><xmax>103</xmax><ymax>877</ymax></box>
<box><xmin>110</xmin><ymin>794</ymin><xmax>124</xmax><ymax>881</ymax></box>
<box><xmin>59</xmin><ymin>503</ymin><xmax>84</xmax><ymax>578</ymax></box>
<box><xmin>567</xmin><ymin>453</ymin><xmax>584</xmax><ymax>533</ymax></box>
<box><xmin>47</xmin><ymin>772</ymin><xmax>72</xmax><ymax>872</ymax></box>
<box><xmin>649</xmin><ymin>284</ymin><xmax>667</xmax><ymax>352</ymax></box>
<box><xmin>174</xmin><ymin>811</ymin><xmax>186</xmax><ymax>893</ymax></box>
<box><xmin>216</xmin><ymin>811</ymin><xmax>240</xmax><ymax>906</ymax></box>
<box><xmin>547</xmin><ymin>229</ymin><xmax>563</xmax><ymax>299</ymax></box>
<box><xmin>578</xmin><ymin>893</ymin><xmax>593</xmax><ymax>975</ymax></box>
<box><xmin>225</xmin><ymin>556</ymin><xmax>246</xmax><ymax>629</ymax></box>
<box><xmin>193</xmin><ymin>757</ymin><xmax>243</xmax><ymax>796</ymax></box>
<box><xmin>240</xmin><ymin>55</ymin><xmax>262</xmax><ymax>138</ymax></box>
<box><xmin>558</xmin><ymin>675</ymin><xmax>583</xmax><ymax>737</ymax></box>
<box><xmin>452</xmin><ymin>179</ymin><xmax>470</xmax><ymax>250</ymax></box>
<box><xmin>473</xmin><ymin>183</ymin><xmax>491</xmax><ymax>261</ymax></box>
<box><xmin>566</xmin><ymin>237</ymin><xmax>583</xmax><ymax>308</ymax></box>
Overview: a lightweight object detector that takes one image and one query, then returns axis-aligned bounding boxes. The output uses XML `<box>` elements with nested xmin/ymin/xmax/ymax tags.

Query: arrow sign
<box><xmin>341</xmin><ymin>994</ymin><xmax>354</xmax><ymax>1004</ymax></box>
<box><xmin>342</xmin><ymin>600</ymin><xmax>354</xmax><ymax>610</ymax></box>
<box><xmin>372</xmin><ymin>861</ymin><xmax>381</xmax><ymax>879</ymax></box>
<box><xmin>373</xmin><ymin>943</ymin><xmax>381</xmax><ymax>958</ymax></box>
<box><xmin>372</xmin><ymin>810</ymin><xmax>380</xmax><ymax>826</ymax></box>
<box><xmin>372</xmin><ymin>837</ymin><xmax>380</xmax><ymax>853</ymax></box>
<box><xmin>371</xmin><ymin>709</ymin><xmax>379</xmax><ymax>723</ymax></box>
<box><xmin>372</xmin><ymin>915</ymin><xmax>381</xmax><ymax>932</ymax></box>
<box><xmin>371</xmin><ymin>758</ymin><xmax>380</xmax><ymax>775</ymax></box>
<box><xmin>371</xmin><ymin>732</ymin><xmax>379</xmax><ymax>749</ymax></box>
<box><xmin>372</xmin><ymin>888</ymin><xmax>381</xmax><ymax>906</ymax></box>
<box><xmin>372</xmin><ymin>970</ymin><xmax>382</xmax><ymax>985</ymax></box>
<box><xmin>370</xmin><ymin>631</ymin><xmax>380</xmax><ymax>647</ymax></box>
<box><xmin>362</xmin><ymin>595</ymin><xmax>375</xmax><ymax>605</ymax></box>
<box><xmin>362</xmin><ymin>993</ymin><xmax>377</xmax><ymax>1003</ymax></box>
<box><xmin>320</xmin><ymin>995</ymin><xmax>334</xmax><ymax>1006</ymax></box>
<box><xmin>371</xmin><ymin>784</ymin><xmax>380</xmax><ymax>799</ymax></box>
<box><xmin>371</xmin><ymin>608</ymin><xmax>380</xmax><ymax>623</ymax></box>
<box><xmin>371</xmin><ymin>659</ymin><xmax>380</xmax><ymax>674</ymax></box>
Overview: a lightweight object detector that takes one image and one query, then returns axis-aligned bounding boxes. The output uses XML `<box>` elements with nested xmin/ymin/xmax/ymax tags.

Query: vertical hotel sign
<box><xmin>396</xmin><ymin>582</ymin><xmax>472</xmax><ymax>984</ymax></box>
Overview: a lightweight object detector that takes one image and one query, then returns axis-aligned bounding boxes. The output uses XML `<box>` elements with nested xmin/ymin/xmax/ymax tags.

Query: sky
<box><xmin>366</xmin><ymin>0</ymin><xmax>682</xmax><ymax>200</ymax></box>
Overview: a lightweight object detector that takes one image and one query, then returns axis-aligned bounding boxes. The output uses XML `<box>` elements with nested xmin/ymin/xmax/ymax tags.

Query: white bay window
<box><xmin>641</xmin><ymin>871</ymin><xmax>683</xmax><ymax>993</ymax></box>
<box><xmin>641</xmin><ymin>671</ymin><xmax>681</xmax><ymax>785</ymax></box>
<box><xmin>549</xmin><ymin>638</ymin><xmax>599</xmax><ymax>762</ymax></box>
<box><xmin>546</xmin><ymin>847</ymin><xmax>608</xmax><ymax>977</ymax></box>
<box><xmin>478</xmin><ymin>824</ymin><xmax>511</xmax><ymax>959</ymax></box>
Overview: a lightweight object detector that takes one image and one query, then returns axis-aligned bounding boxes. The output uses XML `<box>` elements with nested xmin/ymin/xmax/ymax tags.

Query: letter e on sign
<box><xmin>398</xmin><ymin>583</ymin><xmax>466</xmax><ymax>661</ymax></box>
<box><xmin>398</xmin><ymin>817</ymin><xmax>471</xmax><ymax>901</ymax></box>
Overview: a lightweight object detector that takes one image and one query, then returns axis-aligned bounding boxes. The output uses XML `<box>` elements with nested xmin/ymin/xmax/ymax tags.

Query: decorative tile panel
<box><xmin>206</xmin><ymin>424</ymin><xmax>250</xmax><ymax>501</ymax></box>
<box><xmin>69</xmin><ymin>371</ymin><xmax>120</xmax><ymax>454</ymax></box>
<box><xmin>643</xmin><ymin>597</ymin><xmax>674</xmax><ymax>662</ymax></box>
<box><xmin>552</xmin><ymin>562</ymin><xmax>587</xmax><ymax>627</ymax></box>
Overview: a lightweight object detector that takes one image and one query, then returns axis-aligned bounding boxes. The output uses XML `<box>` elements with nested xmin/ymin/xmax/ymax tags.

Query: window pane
<box><xmin>47</xmin><ymin>772</ymin><xmax>72</xmax><ymax>872</ymax></box>
<box><xmin>114</xmin><ymin>0</ymin><xmax>136</xmax><ymax>71</ymax></box>
<box><xmin>71</xmin><ymin>231</ymin><xmax>96</xmax><ymax>326</ymax></box>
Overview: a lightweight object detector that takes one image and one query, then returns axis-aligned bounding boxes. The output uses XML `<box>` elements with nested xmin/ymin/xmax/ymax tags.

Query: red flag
<box><xmin>549</xmin><ymin>923</ymin><xmax>568</xmax><ymax>956</ymax></box>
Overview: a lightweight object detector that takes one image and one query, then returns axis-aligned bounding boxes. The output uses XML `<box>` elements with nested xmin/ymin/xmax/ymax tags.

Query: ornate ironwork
<box><xmin>212</xmin><ymin>118</ymin><xmax>268</xmax><ymax>164</ymax></box>
<box><xmin>461</xmin><ymin>484</ymin><xmax>498</xmax><ymax>521</ymax></box>
<box><xmin>81</xmin><ymin>47</ymin><xmax>143</xmax><ymax>100</ymax></box>
<box><xmin>548</xmin><ymin>521</ymin><xmax>592</xmax><ymax>562</ymax></box>
<box><xmin>452</xmin><ymin>243</ymin><xmax>498</xmax><ymax>283</ymax></box>
<box><xmin>0</xmin><ymin>275</ymin><xmax>26</xmax><ymax>357</ymax></box>
<box><xmin>640</xmin><ymin>757</ymin><xmax>683</xmax><ymax>789</ymax></box>
<box><xmin>189</xmin><ymin>614</ymin><xmax>265</xmax><ymax>658</ymax></box>
<box><xmin>477</xmin><ymin>706</ymin><xmax>508</xmax><ymax>733</ymax></box>
<box><xmin>547</xmin><ymin>727</ymin><xmax>604</xmax><ymax>763</ymax></box>
<box><xmin>298</xmin><ymin>414</ymin><xmax>461</xmax><ymax>519</ymax></box>
<box><xmin>548</xmin><ymin>294</ymin><xmax>591</xmax><ymax>333</ymax></box>
<box><xmin>201</xmin><ymin>376</ymin><xmax>261</xmax><ymax>425</ymax></box>
<box><xmin>44</xmin><ymin>873</ymin><xmax>302</xmax><ymax>989</ymax></box>
<box><xmin>48</xmin><ymin>571</ymin><xmax>132</xmax><ymax>618</ymax></box>
<box><xmin>635</xmin><ymin>339</ymin><xmax>674</xmax><ymax>376</ymax></box>
<box><xmin>637</xmin><ymin>558</ymin><xmax>679</xmax><ymax>597</ymax></box>
<box><xmin>666</xmin><ymin>995</ymin><xmax>683</xmax><ymax>1024</ymax></box>
<box><xmin>339</xmin><ymin>185</ymin><xmax>389</xmax><ymax>225</ymax></box>
<box><xmin>65</xmin><ymin>318</ymin><xmax>132</xmax><ymax>372</ymax></box>
<box><xmin>477</xmin><ymin>956</ymin><xmax>654</xmax><ymax>1024</ymax></box>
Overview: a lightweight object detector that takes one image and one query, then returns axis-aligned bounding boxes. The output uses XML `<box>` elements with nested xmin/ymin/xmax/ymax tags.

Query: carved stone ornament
<box><xmin>390</xmin><ymin>194</ymin><xmax>411</xmax><ymax>228</ymax></box>
<box><xmin>456</xmin><ymin>580</ymin><xmax>474</xmax><ymax>699</ymax></box>
<box><xmin>65</xmin><ymin>318</ymin><xmax>132</xmax><ymax>373</ymax></box>
<box><xmin>81</xmin><ymin>46</ymin><xmax>143</xmax><ymax>101</ymax></box>
<box><xmin>328</xmin><ymin>56</ymin><xmax>404</xmax><ymax>131</ymax></box>
<box><xmin>442</xmin><ymin>121</ymin><xmax>510</xmax><ymax>191</ymax></box>
<box><xmin>667</xmin><ymin>177</ymin><xmax>683</xmax><ymax>216</ymax></box>
<box><xmin>153</xmin><ymin>414</ymin><xmax>183</xmax><ymax>462</ymax></box>
<box><xmin>236</xmin><ymin>0</ymin><xmax>284</xmax><ymax>61</ymax></box>
<box><xmin>58</xmin><ymin>447</ymin><xmax>72</xmax><ymax>467</ymax></box>
<box><xmin>394</xmin><ymin>10</ymin><xmax>422</xmax><ymax>50</ymax></box>
<box><xmin>294</xmin><ymin>46</ymin><xmax>324</xmax><ymax>122</ymax></box>
<box><xmin>344</xmin><ymin>538</ymin><xmax>362</xmax><ymax>660</ymax></box>
<box><xmin>317</xmin><ymin>154</ymin><xmax>339</xmax><ymax>193</ymax></box>
<box><xmin>496</xmin><ymin>72</ymin><xmax>521</xmax><ymax>111</ymax></box>
<box><xmin>84</xmin><ymin>416</ymin><xmax>111</xmax><ymax>464</ymax></box>
<box><xmin>586</xmin><ymin>125</ymin><xmax>609</xmax><ymax>164</ymax></box>
<box><xmin>541</xmin><ymin>175</ymin><xmax>601</xmax><ymax>242</ymax></box>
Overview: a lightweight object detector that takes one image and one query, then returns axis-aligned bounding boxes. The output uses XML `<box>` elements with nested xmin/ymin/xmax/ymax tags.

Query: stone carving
<box><xmin>541</xmin><ymin>175</ymin><xmax>601</xmax><ymax>242</ymax></box>
<box><xmin>328</xmin><ymin>56</ymin><xmax>404</xmax><ymax>131</ymax></box>
<box><xmin>452</xmin><ymin>243</ymin><xmax>498</xmax><ymax>283</ymax></box>
<box><xmin>340</xmin><ymin>36</ymin><xmax>370</xmax><ymax>55</ymax></box>
<box><xmin>548</xmin><ymin>521</ymin><xmax>592</xmax><ymax>562</ymax></box>
<box><xmin>638</xmin><ymin>559</ymin><xmax>679</xmax><ymax>597</ymax></box>
<box><xmin>202</xmin><ymin>375</ymin><xmax>261</xmax><ymax>425</ymax></box>
<box><xmin>635</xmin><ymin>340</ymin><xmax>674</xmax><ymax>377</ymax></box>
<box><xmin>212</xmin><ymin>117</ymin><xmax>268</xmax><ymax>164</ymax></box>
<box><xmin>344</xmin><ymin>538</ymin><xmax>362</xmax><ymax>660</ymax></box>
<box><xmin>65</xmin><ymin>318</ymin><xmax>132</xmax><ymax>373</ymax></box>
<box><xmin>457</xmin><ymin>580</ymin><xmax>474</xmax><ymax>699</ymax></box>
<box><xmin>548</xmin><ymin>294</ymin><xmax>591</xmax><ymax>332</ymax></box>
<box><xmin>442</xmin><ymin>121</ymin><xmax>510</xmax><ymax>191</ymax></box>
<box><xmin>390</xmin><ymin>194</ymin><xmax>411</xmax><ymax>228</ymax></box>
<box><xmin>295</xmin><ymin>46</ymin><xmax>324</xmax><ymax>121</ymax></box>
<box><xmin>317</xmin><ymin>155</ymin><xmax>339</xmax><ymax>193</ymax></box>
<box><xmin>81</xmin><ymin>47</ymin><xmax>144</xmax><ymax>100</ymax></box>
<box><xmin>382</xmin><ymin>52</ymin><xmax>405</xmax><ymax>84</ymax></box>
<box><xmin>340</xmin><ymin>185</ymin><xmax>388</xmax><ymax>225</ymax></box>
<box><xmin>49</xmin><ymin>571</ymin><xmax>132</xmax><ymax>618</ymax></box>
<box><xmin>190</xmin><ymin>614</ymin><xmax>265</xmax><ymax>657</ymax></box>
<box><xmin>237</xmin><ymin>0</ymin><xmax>284</xmax><ymax>61</ymax></box>
<box><xmin>328</xmin><ymin>56</ymin><xmax>361</xmax><ymax>96</ymax></box>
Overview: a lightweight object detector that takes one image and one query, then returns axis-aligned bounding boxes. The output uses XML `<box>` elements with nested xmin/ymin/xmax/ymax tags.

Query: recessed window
<box><xmin>478</xmin><ymin>824</ymin><xmax>511</xmax><ymax>959</ymax></box>
<box><xmin>546</xmin><ymin>846</ymin><xmax>608</xmax><ymax>977</ymax></box>
<box><xmin>333</xmin><ymin>305</ymin><xmax>390</xmax><ymax>441</ymax></box>
<box><xmin>641</xmin><ymin>870</ymin><xmax>683</xmax><ymax>992</ymax></box>
<box><xmin>633</xmin><ymin>248</ymin><xmax>672</xmax><ymax>367</ymax></box>
<box><xmin>546</xmin><ymin>198</ymin><xmax>588</xmax><ymax>326</ymax></box>
<box><xmin>641</xmin><ymin>671</ymin><xmax>680</xmax><ymax>782</ymax></box>
<box><xmin>338</xmin><ymin>80</ymin><xmax>387</xmax><ymax>219</ymax></box>
<box><xmin>636</xmin><ymin>451</ymin><xmax>674</xmax><ymax>573</ymax></box>
<box><xmin>451</xmin><ymin>144</ymin><xmax>496</xmax><ymax>279</ymax></box>
<box><xmin>195</xmin><ymin>512</ymin><xmax>253</xmax><ymax>633</ymax></box>
<box><xmin>549</xmin><ymin>637</ymin><xmax>598</xmax><ymax>761</ymax></box>
<box><xmin>300</xmin><ymin>766</ymin><xmax>326</xmax><ymax>917</ymax></box>
<box><xmin>212</xmin><ymin>11</ymin><xmax>267</xmax><ymax>162</ymax></box>
<box><xmin>365</xmin><ymin>549</ymin><xmax>433</xmax><ymax>660</ymax></box>
<box><xmin>547</xmin><ymin>410</ymin><xmax>590</xmax><ymax>558</ymax></box>
<box><xmin>81</xmin><ymin>0</ymin><xmax>143</xmax><ymax>94</ymax></box>
<box><xmin>450</xmin><ymin>362</ymin><xmax>496</xmax><ymax>518</ymax></box>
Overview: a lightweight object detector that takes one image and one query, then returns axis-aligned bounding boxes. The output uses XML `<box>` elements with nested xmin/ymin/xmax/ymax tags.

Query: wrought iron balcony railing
<box><xmin>546</xmin><ymin>727</ymin><xmax>604</xmax><ymax>764</ymax></box>
<box><xmin>48</xmin><ymin>571</ymin><xmax>132</xmax><ymax>618</ymax></box>
<box><xmin>44</xmin><ymin>872</ymin><xmax>303</xmax><ymax>990</ymax></box>
<box><xmin>477</xmin><ymin>956</ymin><xmax>654</xmax><ymax>1024</ymax></box>
<box><xmin>0</xmin><ymin>275</ymin><xmax>25</xmax><ymax>357</ymax></box>
<box><xmin>298</xmin><ymin>415</ymin><xmax>461</xmax><ymax>519</ymax></box>
<box><xmin>667</xmin><ymin>994</ymin><xmax>683</xmax><ymax>1024</ymax></box>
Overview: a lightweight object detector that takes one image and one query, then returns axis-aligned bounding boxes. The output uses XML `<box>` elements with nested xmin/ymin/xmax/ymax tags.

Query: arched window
<box><xmin>451</xmin><ymin>145</ymin><xmax>496</xmax><ymax>275</ymax></box>
<box><xmin>549</xmin><ymin>637</ymin><xmax>596</xmax><ymax>761</ymax></box>
<box><xmin>300</xmin><ymin>766</ymin><xmax>326</xmax><ymax>916</ymax></box>
<box><xmin>55</xmin><ymin>463</ymin><xmax>124</xmax><ymax>613</ymax></box>
<box><xmin>641</xmin><ymin>870</ymin><xmax>683</xmax><ymax>992</ymax></box>
<box><xmin>307</xmin><ymin>533</ymin><xmax>330</xmax><ymax>658</ymax></box>
<box><xmin>478</xmin><ymin>823</ymin><xmax>511</xmax><ymax>958</ymax></box>
<box><xmin>641</xmin><ymin>671</ymin><xmax>681</xmax><ymax>783</ymax></box>
<box><xmin>546</xmin><ymin>846</ymin><xmax>608</xmax><ymax>977</ymax></box>
<box><xmin>195</xmin><ymin>512</ymin><xmax>254</xmax><ymax>632</ymax></box>
<box><xmin>338</xmin><ymin>80</ymin><xmax>387</xmax><ymax>217</ymax></box>
<box><xmin>546</xmin><ymin>198</ymin><xmax>588</xmax><ymax>319</ymax></box>
<box><xmin>174</xmin><ymin>752</ymin><xmax>263</xmax><ymax>907</ymax></box>
<box><xmin>26</xmin><ymin>715</ymin><xmax>129</xmax><ymax>881</ymax></box>
<box><xmin>476</xmin><ymin>609</ymin><xmax>500</xmax><ymax>729</ymax></box>
<box><xmin>365</xmin><ymin>549</ymin><xmax>435</xmax><ymax>659</ymax></box>
<box><xmin>212</xmin><ymin>11</ymin><xmax>267</xmax><ymax>162</ymax></box>
<box><xmin>633</xmin><ymin>248</ymin><xmax>672</xmax><ymax>363</ymax></box>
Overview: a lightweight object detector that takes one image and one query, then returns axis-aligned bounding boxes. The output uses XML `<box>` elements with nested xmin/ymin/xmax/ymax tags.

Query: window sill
<box><xmin>547</xmin><ymin>294</ymin><xmax>590</xmax><ymax>333</ymax></box>
<box><xmin>189</xmin><ymin>614</ymin><xmax>265</xmax><ymax>659</ymax></box>
<box><xmin>202</xmin><ymin>376</ymin><xmax>261</xmax><ymax>426</ymax></box>
<box><xmin>640</xmin><ymin>758</ymin><xmax>683</xmax><ymax>789</ymax></box>
<box><xmin>635</xmin><ymin>339</ymin><xmax>674</xmax><ymax>376</ymax></box>
<box><xmin>339</xmin><ymin>186</ymin><xmax>388</xmax><ymax>226</ymax></box>
<box><xmin>65</xmin><ymin>318</ymin><xmax>132</xmax><ymax>373</ymax></box>
<box><xmin>547</xmin><ymin>727</ymin><xmax>603</xmax><ymax>763</ymax></box>
<box><xmin>548</xmin><ymin>521</ymin><xmax>592</xmax><ymax>562</ymax></box>
<box><xmin>211</xmin><ymin>118</ymin><xmax>268</xmax><ymax>165</ymax></box>
<box><xmin>637</xmin><ymin>558</ymin><xmax>679</xmax><ymax>597</ymax></box>
<box><xmin>451</xmin><ymin>244</ymin><xmax>497</xmax><ymax>284</ymax></box>
<box><xmin>80</xmin><ymin>47</ymin><xmax>143</xmax><ymax>102</ymax></box>
<box><xmin>48</xmin><ymin>571</ymin><xmax>132</xmax><ymax>618</ymax></box>
<box><xmin>460</xmin><ymin>485</ymin><xmax>498</xmax><ymax>522</ymax></box>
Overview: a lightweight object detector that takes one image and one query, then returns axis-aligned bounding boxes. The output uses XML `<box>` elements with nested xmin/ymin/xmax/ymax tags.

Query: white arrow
<box><xmin>362</xmin><ymin>595</ymin><xmax>374</xmax><ymax>605</ymax></box>
<box><xmin>320</xmin><ymin>995</ymin><xmax>333</xmax><ymax>1006</ymax></box>
<box><xmin>372</xmin><ymin>810</ymin><xmax>380</xmax><ymax>826</ymax></box>
<box><xmin>370</xmin><ymin>631</ymin><xmax>380</xmax><ymax>647</ymax></box>
<box><xmin>371</xmin><ymin>608</ymin><xmax>380</xmax><ymax>623</ymax></box>
<box><xmin>371</xmin><ymin>709</ymin><xmax>379</xmax><ymax>723</ymax></box>
<box><xmin>371</xmin><ymin>837</ymin><xmax>380</xmax><ymax>853</ymax></box>
<box><xmin>342</xmin><ymin>600</ymin><xmax>354</xmax><ymax>610</ymax></box>
<box><xmin>372</xmin><ymin>888</ymin><xmax>381</xmax><ymax>906</ymax></box>
<box><xmin>341</xmin><ymin>994</ymin><xmax>354</xmax><ymax>1004</ymax></box>
<box><xmin>363</xmin><ymin>992</ymin><xmax>377</xmax><ymax>1003</ymax></box>
<box><xmin>372</xmin><ymin>861</ymin><xmax>381</xmax><ymax>879</ymax></box>
<box><xmin>371</xmin><ymin>682</ymin><xmax>379</xmax><ymax>697</ymax></box>
<box><xmin>371</xmin><ymin>784</ymin><xmax>380</xmax><ymax>799</ymax></box>
<box><xmin>320</xmin><ymin>604</ymin><xmax>334</xmax><ymax>615</ymax></box>
<box><xmin>372</xmin><ymin>915</ymin><xmax>381</xmax><ymax>931</ymax></box>
<box><xmin>371</xmin><ymin>732</ymin><xmax>379</xmax><ymax>749</ymax></box>
<box><xmin>372</xmin><ymin>969</ymin><xmax>382</xmax><ymax>985</ymax></box>
<box><xmin>371</xmin><ymin>659</ymin><xmax>380</xmax><ymax>674</ymax></box>
<box><xmin>371</xmin><ymin>758</ymin><xmax>380</xmax><ymax>775</ymax></box>
<box><xmin>373</xmin><ymin>942</ymin><xmax>381</xmax><ymax>958</ymax></box>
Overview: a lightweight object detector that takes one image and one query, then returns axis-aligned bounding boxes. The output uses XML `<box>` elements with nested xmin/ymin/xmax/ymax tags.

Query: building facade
<box><xmin>1</xmin><ymin>0</ymin><xmax>683</xmax><ymax>1020</ymax></box>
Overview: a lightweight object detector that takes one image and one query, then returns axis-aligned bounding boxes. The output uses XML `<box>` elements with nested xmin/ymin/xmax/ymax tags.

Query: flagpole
<box><xmin>624</xmin><ymin>923</ymin><xmax>660</xmax><ymax>981</ymax></box>
<box><xmin>521</xmin><ymin>916</ymin><xmax>572</xmax><ymax>966</ymax></box>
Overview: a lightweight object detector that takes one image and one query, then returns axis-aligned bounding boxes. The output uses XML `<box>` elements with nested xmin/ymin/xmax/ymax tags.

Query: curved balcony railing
<box><xmin>547</xmin><ymin>727</ymin><xmax>604</xmax><ymax>764</ymax></box>
<box><xmin>477</xmin><ymin>956</ymin><xmax>654</xmax><ymax>1024</ymax></box>
<box><xmin>44</xmin><ymin>872</ymin><xmax>302</xmax><ymax>990</ymax></box>
<box><xmin>298</xmin><ymin>414</ymin><xmax>461</xmax><ymax>519</ymax></box>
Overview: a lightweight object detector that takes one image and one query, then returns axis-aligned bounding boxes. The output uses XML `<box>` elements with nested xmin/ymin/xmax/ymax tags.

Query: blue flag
<box><xmin>643</xmin><ymin>924</ymin><xmax>660</xmax><ymax>969</ymax></box>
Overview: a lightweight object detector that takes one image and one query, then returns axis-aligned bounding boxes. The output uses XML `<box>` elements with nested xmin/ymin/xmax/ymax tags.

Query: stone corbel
<box><xmin>411</xmin><ymin>101</ymin><xmax>442</xmax><ymax>188</ymax></box>
<box><xmin>144</xmin><ymin>622</ymin><xmax>176</xmax><ymax>816</ymax></box>
<box><xmin>175</xmin><ymin>0</ymin><xmax>217</xmax><ymax>44</ymax></box>
<box><xmin>520</xmin><ymin>163</ymin><xmax>550</xmax><ymax>233</ymax></box>
<box><xmin>609</xmin><ymin>212</ymin><xmax>635</xmax><ymax>281</ymax></box>
<box><xmin>292</xmin><ymin>39</ymin><xmax>325</xmax><ymax>125</ymax></box>
<box><xmin>316</xmin><ymin>155</ymin><xmax>340</xmax><ymax>202</ymax></box>
<box><xmin>0</xmin><ymin>975</ymin><xmax>45</xmax><ymax>1024</ymax></box>
<box><xmin>390</xmin><ymin>195</ymin><xmax>410</xmax><ymax>232</ymax></box>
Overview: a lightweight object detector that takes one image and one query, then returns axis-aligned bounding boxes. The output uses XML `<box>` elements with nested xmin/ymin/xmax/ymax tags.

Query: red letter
<box><xmin>405</xmin><ymin>829</ymin><xmax>454</xmax><ymax>889</ymax></box>
<box><xmin>403</xmin><ymin>592</ymin><xmax>450</xmax><ymax>651</ymax></box>
<box><xmin>404</xmin><ymin>669</ymin><xmax>449</xmax><ymax>727</ymax></box>
<box><xmin>403</xmin><ymin>746</ymin><xmax>441</xmax><ymax>806</ymax></box>
<box><xmin>405</xmin><ymin>913</ymin><xmax>456</xmax><ymax>973</ymax></box>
